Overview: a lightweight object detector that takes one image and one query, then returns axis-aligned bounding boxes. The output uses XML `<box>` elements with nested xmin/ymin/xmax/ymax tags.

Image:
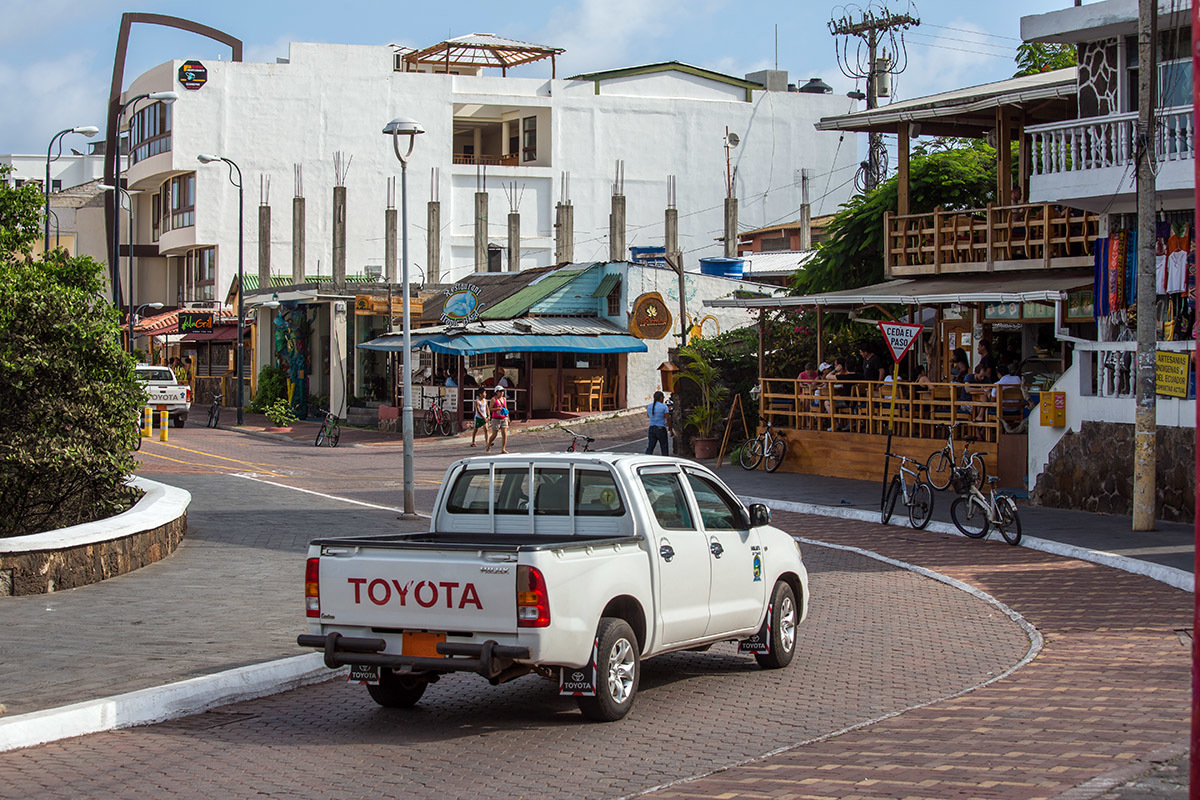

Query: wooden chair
<box><xmin>600</xmin><ymin>376</ymin><xmax>617</xmax><ymax>411</ymax></box>
<box><xmin>574</xmin><ymin>377</ymin><xmax>602</xmax><ymax>413</ymax></box>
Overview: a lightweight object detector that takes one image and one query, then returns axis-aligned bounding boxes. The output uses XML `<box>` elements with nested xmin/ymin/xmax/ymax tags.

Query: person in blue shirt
<box><xmin>645</xmin><ymin>391</ymin><xmax>672</xmax><ymax>455</ymax></box>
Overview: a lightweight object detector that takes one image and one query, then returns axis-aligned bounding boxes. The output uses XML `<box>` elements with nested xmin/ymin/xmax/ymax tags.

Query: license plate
<box><xmin>402</xmin><ymin>631</ymin><xmax>446</xmax><ymax>658</ymax></box>
<box><xmin>348</xmin><ymin>664</ymin><xmax>380</xmax><ymax>684</ymax></box>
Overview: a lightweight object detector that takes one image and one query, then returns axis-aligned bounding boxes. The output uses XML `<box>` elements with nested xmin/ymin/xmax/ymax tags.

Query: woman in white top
<box><xmin>471</xmin><ymin>390</ymin><xmax>490</xmax><ymax>447</ymax></box>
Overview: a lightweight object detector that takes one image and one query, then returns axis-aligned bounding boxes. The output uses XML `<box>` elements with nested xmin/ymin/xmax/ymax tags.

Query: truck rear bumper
<box><xmin>298</xmin><ymin>632</ymin><xmax>532</xmax><ymax>679</ymax></box>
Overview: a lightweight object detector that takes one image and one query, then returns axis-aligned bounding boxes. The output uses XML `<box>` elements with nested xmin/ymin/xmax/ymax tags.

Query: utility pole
<box><xmin>829</xmin><ymin>4</ymin><xmax>919</xmax><ymax>192</ymax></box>
<box><xmin>1132</xmin><ymin>0</ymin><xmax>1157</xmax><ymax>531</ymax></box>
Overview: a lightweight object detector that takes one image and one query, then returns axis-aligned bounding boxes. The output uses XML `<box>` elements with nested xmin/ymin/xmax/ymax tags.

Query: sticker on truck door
<box><xmin>559</xmin><ymin>637</ymin><xmax>599</xmax><ymax>696</ymax></box>
<box><xmin>738</xmin><ymin>603</ymin><xmax>771</xmax><ymax>654</ymax></box>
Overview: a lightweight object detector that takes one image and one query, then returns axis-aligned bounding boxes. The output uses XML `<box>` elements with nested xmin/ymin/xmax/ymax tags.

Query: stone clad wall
<box><xmin>1031</xmin><ymin>421</ymin><xmax>1195</xmax><ymax>522</ymax></box>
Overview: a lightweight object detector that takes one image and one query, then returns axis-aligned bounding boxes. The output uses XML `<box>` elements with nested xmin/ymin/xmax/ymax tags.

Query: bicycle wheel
<box><xmin>439</xmin><ymin>415</ymin><xmax>454</xmax><ymax>437</ymax></box>
<box><xmin>207</xmin><ymin>403</ymin><xmax>219</xmax><ymax>429</ymax></box>
<box><xmin>422</xmin><ymin>408</ymin><xmax>437</xmax><ymax>436</ymax></box>
<box><xmin>950</xmin><ymin>495</ymin><xmax>989</xmax><ymax>538</ymax></box>
<box><xmin>764</xmin><ymin>439</ymin><xmax>787</xmax><ymax>473</ymax></box>
<box><xmin>880</xmin><ymin>476</ymin><xmax>901</xmax><ymax>525</ymax></box>
<box><xmin>739</xmin><ymin>438</ymin><xmax>764</xmax><ymax>470</ymax></box>
<box><xmin>133</xmin><ymin>421</ymin><xmax>142</xmax><ymax>451</ymax></box>
<box><xmin>907</xmin><ymin>481</ymin><xmax>934</xmax><ymax>530</ymax></box>
<box><xmin>967</xmin><ymin>453</ymin><xmax>987</xmax><ymax>490</ymax></box>
<box><xmin>315</xmin><ymin>426</ymin><xmax>326</xmax><ymax>447</ymax></box>
<box><xmin>328</xmin><ymin>424</ymin><xmax>341</xmax><ymax>448</ymax></box>
<box><xmin>924</xmin><ymin>449</ymin><xmax>952</xmax><ymax>490</ymax></box>
<box><xmin>996</xmin><ymin>496</ymin><xmax>1022</xmax><ymax>546</ymax></box>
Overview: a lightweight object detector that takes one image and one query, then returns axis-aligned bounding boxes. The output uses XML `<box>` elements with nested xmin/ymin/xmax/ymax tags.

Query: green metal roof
<box><xmin>480</xmin><ymin>266</ymin><xmax>592</xmax><ymax>320</ymax></box>
<box><xmin>591</xmin><ymin>273</ymin><xmax>621</xmax><ymax>299</ymax></box>
<box><xmin>240</xmin><ymin>273</ymin><xmax>378</xmax><ymax>293</ymax></box>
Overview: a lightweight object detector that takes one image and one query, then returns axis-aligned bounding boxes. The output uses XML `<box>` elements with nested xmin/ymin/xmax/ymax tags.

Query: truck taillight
<box><xmin>305</xmin><ymin>558</ymin><xmax>320</xmax><ymax>618</ymax></box>
<box><xmin>516</xmin><ymin>565</ymin><xmax>550</xmax><ymax>628</ymax></box>
<box><xmin>186</xmin><ymin>387</ymin><xmax>192</xmax><ymax>403</ymax></box>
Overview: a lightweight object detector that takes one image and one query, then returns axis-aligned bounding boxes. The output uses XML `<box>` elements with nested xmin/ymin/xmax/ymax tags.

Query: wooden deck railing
<box><xmin>759</xmin><ymin>378</ymin><xmax>1031</xmax><ymax>442</ymax></box>
<box><xmin>452</xmin><ymin>153</ymin><xmax>520</xmax><ymax>167</ymax></box>
<box><xmin>884</xmin><ymin>203</ymin><xmax>1099</xmax><ymax>276</ymax></box>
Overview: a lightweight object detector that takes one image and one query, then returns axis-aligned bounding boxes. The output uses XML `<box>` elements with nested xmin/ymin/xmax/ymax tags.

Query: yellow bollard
<box><xmin>142</xmin><ymin>407</ymin><xmax>153</xmax><ymax>438</ymax></box>
<box><xmin>159</xmin><ymin>408</ymin><xmax>169</xmax><ymax>442</ymax></box>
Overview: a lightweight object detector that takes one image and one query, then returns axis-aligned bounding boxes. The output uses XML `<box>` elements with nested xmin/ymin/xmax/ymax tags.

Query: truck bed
<box><xmin>310</xmin><ymin>531</ymin><xmax>641</xmax><ymax>551</ymax></box>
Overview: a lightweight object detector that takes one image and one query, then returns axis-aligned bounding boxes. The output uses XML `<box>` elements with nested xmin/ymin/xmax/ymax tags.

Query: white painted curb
<box><xmin>0</xmin><ymin>654</ymin><xmax>346</xmax><ymax>753</ymax></box>
<box><xmin>740</xmin><ymin>494</ymin><xmax>1195</xmax><ymax>594</ymax></box>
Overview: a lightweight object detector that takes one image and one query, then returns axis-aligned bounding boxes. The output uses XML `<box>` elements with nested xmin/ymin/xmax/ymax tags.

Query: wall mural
<box><xmin>273</xmin><ymin>305</ymin><xmax>315</xmax><ymax>417</ymax></box>
<box><xmin>1077</xmin><ymin>38</ymin><xmax>1120</xmax><ymax>118</ymax></box>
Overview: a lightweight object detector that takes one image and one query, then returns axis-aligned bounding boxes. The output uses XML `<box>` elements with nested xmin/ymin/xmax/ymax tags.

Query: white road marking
<box><xmin>230</xmin><ymin>473</ymin><xmax>429</xmax><ymax>518</ymax></box>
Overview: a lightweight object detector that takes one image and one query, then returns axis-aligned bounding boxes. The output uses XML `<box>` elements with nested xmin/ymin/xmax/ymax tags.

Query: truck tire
<box><xmin>755</xmin><ymin>580</ymin><xmax>798</xmax><ymax>669</ymax></box>
<box><xmin>366</xmin><ymin>670</ymin><xmax>429</xmax><ymax>708</ymax></box>
<box><xmin>577</xmin><ymin>617</ymin><xmax>639</xmax><ymax>722</ymax></box>
<box><xmin>172</xmin><ymin>414</ymin><xmax>186</xmax><ymax>429</ymax></box>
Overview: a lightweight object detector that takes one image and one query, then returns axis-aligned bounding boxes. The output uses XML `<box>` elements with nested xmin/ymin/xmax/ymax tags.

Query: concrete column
<box><xmin>292</xmin><ymin>196</ymin><xmax>305</xmax><ymax>284</ymax></box>
<box><xmin>507</xmin><ymin>212</ymin><xmax>520</xmax><ymax>272</ymax></box>
<box><xmin>665</xmin><ymin>207</ymin><xmax>678</xmax><ymax>256</ymax></box>
<box><xmin>609</xmin><ymin>194</ymin><xmax>626</xmax><ymax>262</ymax></box>
<box><xmin>474</xmin><ymin>192</ymin><xmax>488</xmax><ymax>273</ymax></box>
<box><xmin>332</xmin><ymin>185</ymin><xmax>347</xmax><ymax>289</ymax></box>
<box><xmin>501</xmin><ymin>120</ymin><xmax>511</xmax><ymax>157</ymax></box>
<box><xmin>554</xmin><ymin>202</ymin><xmax>576</xmax><ymax>264</ymax></box>
<box><xmin>329</xmin><ymin>300</ymin><xmax>349</xmax><ymax>418</ymax></box>
<box><xmin>724</xmin><ymin>196</ymin><xmax>738</xmax><ymax>258</ymax></box>
<box><xmin>427</xmin><ymin>201</ymin><xmax>441</xmax><ymax>283</ymax></box>
<box><xmin>385</xmin><ymin>208</ymin><xmax>397</xmax><ymax>283</ymax></box>
<box><xmin>473</xmin><ymin>129</ymin><xmax>482</xmax><ymax>160</ymax></box>
<box><xmin>258</xmin><ymin>203</ymin><xmax>271</xmax><ymax>289</ymax></box>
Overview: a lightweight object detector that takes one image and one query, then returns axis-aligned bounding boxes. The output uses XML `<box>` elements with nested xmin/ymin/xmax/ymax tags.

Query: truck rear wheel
<box><xmin>577</xmin><ymin>617</ymin><xmax>639</xmax><ymax>722</ymax></box>
<box><xmin>755</xmin><ymin>580</ymin><xmax>798</xmax><ymax>669</ymax></box>
<box><xmin>367</xmin><ymin>670</ymin><xmax>429</xmax><ymax>708</ymax></box>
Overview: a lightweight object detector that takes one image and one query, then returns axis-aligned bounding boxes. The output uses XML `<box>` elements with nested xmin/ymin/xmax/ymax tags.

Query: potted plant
<box><xmin>676</xmin><ymin>344</ymin><xmax>729</xmax><ymax>460</ymax></box>
<box><xmin>263</xmin><ymin>398</ymin><xmax>299</xmax><ymax>432</ymax></box>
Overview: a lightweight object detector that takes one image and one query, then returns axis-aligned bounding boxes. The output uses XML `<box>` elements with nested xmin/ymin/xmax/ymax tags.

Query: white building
<box><xmin>112</xmin><ymin>33</ymin><xmax>857</xmax><ymax>309</ymax></box>
<box><xmin>1</xmin><ymin>150</ymin><xmax>111</xmax><ymax>193</ymax></box>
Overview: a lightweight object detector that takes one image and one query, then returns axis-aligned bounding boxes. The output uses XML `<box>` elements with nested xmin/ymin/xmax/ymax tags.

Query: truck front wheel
<box><xmin>367</xmin><ymin>670</ymin><xmax>429</xmax><ymax>708</ymax></box>
<box><xmin>577</xmin><ymin>617</ymin><xmax>639</xmax><ymax>722</ymax></box>
<box><xmin>755</xmin><ymin>581</ymin><xmax>798</xmax><ymax>669</ymax></box>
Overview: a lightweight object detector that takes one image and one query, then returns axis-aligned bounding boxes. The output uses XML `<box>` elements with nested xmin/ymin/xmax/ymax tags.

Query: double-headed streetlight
<box><xmin>44</xmin><ymin>125</ymin><xmax>99</xmax><ymax>252</ymax></box>
<box><xmin>383</xmin><ymin>117</ymin><xmax>424</xmax><ymax>519</ymax></box>
<box><xmin>104</xmin><ymin>91</ymin><xmax>178</xmax><ymax>308</ymax></box>
<box><xmin>197</xmin><ymin>153</ymin><xmax>246</xmax><ymax>426</ymax></box>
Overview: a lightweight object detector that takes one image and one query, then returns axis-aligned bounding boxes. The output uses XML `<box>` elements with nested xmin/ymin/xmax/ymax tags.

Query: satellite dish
<box><xmin>726</xmin><ymin>132</ymin><xmax>740</xmax><ymax>148</ymax></box>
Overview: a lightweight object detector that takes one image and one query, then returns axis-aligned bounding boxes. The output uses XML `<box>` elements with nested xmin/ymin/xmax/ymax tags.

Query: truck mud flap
<box><xmin>298</xmin><ymin>632</ymin><xmax>531</xmax><ymax>679</ymax></box>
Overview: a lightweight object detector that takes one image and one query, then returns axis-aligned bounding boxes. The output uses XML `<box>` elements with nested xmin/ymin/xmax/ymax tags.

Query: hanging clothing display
<box><xmin>1093</xmin><ymin>236</ymin><xmax>1111</xmax><ymax>318</ymax></box>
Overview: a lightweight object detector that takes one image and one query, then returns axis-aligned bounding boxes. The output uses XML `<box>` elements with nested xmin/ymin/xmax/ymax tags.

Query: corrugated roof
<box><xmin>480</xmin><ymin>265</ymin><xmax>596</xmax><ymax>320</ymax></box>
<box><xmin>741</xmin><ymin>251</ymin><xmax>818</xmax><ymax>275</ymax></box>
<box><xmin>592</xmin><ymin>273</ymin><xmax>621</xmax><ymax>298</ymax></box>
<box><xmin>419</xmin><ymin>266</ymin><xmax>558</xmax><ymax>322</ymax></box>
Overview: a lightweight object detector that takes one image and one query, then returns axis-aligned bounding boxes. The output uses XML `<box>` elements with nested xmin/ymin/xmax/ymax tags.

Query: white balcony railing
<box><xmin>1026</xmin><ymin>105</ymin><xmax>1195</xmax><ymax>177</ymax></box>
<box><xmin>1073</xmin><ymin>340</ymin><xmax>1196</xmax><ymax>399</ymax></box>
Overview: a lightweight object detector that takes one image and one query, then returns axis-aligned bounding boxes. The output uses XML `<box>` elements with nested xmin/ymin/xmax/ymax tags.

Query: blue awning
<box><xmin>359</xmin><ymin>332</ymin><xmax>648</xmax><ymax>356</ymax></box>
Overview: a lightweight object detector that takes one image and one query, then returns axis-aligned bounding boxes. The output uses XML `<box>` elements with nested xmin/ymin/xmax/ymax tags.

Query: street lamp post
<box><xmin>105</xmin><ymin>91</ymin><xmax>178</xmax><ymax>308</ymax></box>
<box><xmin>134</xmin><ymin>302</ymin><xmax>164</xmax><ymax>363</ymax></box>
<box><xmin>100</xmin><ymin>183</ymin><xmax>141</xmax><ymax>354</ymax></box>
<box><xmin>383</xmin><ymin>117</ymin><xmax>425</xmax><ymax>519</ymax></box>
<box><xmin>198</xmin><ymin>153</ymin><xmax>245</xmax><ymax>425</ymax></box>
<box><xmin>44</xmin><ymin>125</ymin><xmax>100</xmax><ymax>253</ymax></box>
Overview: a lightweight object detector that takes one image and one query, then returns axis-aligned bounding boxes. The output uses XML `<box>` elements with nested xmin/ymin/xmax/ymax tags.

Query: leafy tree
<box><xmin>1015</xmin><ymin>42</ymin><xmax>1077</xmax><ymax>77</ymax></box>
<box><xmin>0</xmin><ymin>166</ymin><xmax>144</xmax><ymax>537</ymax></box>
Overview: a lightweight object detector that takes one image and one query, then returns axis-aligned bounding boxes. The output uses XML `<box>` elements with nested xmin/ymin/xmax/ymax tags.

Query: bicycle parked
<box><xmin>422</xmin><ymin>396</ymin><xmax>455</xmax><ymax>437</ymax></box>
<box><xmin>206</xmin><ymin>392</ymin><xmax>224</xmax><ymax>428</ymax></box>
<box><xmin>948</xmin><ymin>467</ymin><xmax>1022</xmax><ymax>545</ymax></box>
<box><xmin>880</xmin><ymin>453</ymin><xmax>935</xmax><ymax>529</ymax></box>
<box><xmin>564</xmin><ymin>428</ymin><xmax>595</xmax><ymax>452</ymax></box>
<box><xmin>739</xmin><ymin>420</ymin><xmax>787</xmax><ymax>473</ymax></box>
<box><xmin>315</xmin><ymin>409</ymin><xmax>341</xmax><ymax>448</ymax></box>
<box><xmin>925</xmin><ymin>422</ymin><xmax>986</xmax><ymax>491</ymax></box>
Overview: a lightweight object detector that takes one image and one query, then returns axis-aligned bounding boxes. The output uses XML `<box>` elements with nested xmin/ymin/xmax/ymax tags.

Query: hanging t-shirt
<box><xmin>1167</xmin><ymin>250</ymin><xmax>1188</xmax><ymax>293</ymax></box>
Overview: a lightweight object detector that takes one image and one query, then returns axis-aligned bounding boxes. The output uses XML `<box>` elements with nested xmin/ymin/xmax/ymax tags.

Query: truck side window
<box><xmin>576</xmin><ymin>470</ymin><xmax>625</xmax><ymax>517</ymax></box>
<box><xmin>685</xmin><ymin>474</ymin><xmax>741</xmax><ymax>530</ymax></box>
<box><xmin>493</xmin><ymin>468</ymin><xmax>531</xmax><ymax>514</ymax></box>
<box><xmin>534</xmin><ymin>468</ymin><xmax>570</xmax><ymax>515</ymax></box>
<box><xmin>639</xmin><ymin>473</ymin><xmax>695</xmax><ymax>531</ymax></box>
<box><xmin>445</xmin><ymin>469</ymin><xmax>491</xmax><ymax>514</ymax></box>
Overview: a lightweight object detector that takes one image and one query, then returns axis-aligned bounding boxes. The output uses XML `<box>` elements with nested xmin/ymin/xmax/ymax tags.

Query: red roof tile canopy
<box><xmin>402</xmin><ymin>33</ymin><xmax>564</xmax><ymax>77</ymax></box>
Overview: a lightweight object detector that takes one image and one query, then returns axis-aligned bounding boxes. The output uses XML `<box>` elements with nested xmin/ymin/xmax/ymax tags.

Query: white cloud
<box><xmin>0</xmin><ymin>51</ymin><xmax>109</xmax><ymax>155</ymax></box>
<box><xmin>244</xmin><ymin>33</ymin><xmax>298</xmax><ymax>64</ymax></box>
<box><xmin>538</xmin><ymin>0</ymin><xmax>705</xmax><ymax>72</ymax></box>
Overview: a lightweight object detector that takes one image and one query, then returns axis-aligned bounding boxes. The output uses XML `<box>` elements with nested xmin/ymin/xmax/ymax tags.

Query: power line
<box><xmin>919</xmin><ymin>22</ymin><xmax>1020</xmax><ymax>42</ymax></box>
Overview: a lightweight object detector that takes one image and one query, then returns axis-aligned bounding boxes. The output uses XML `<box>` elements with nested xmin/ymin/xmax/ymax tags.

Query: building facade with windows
<box><xmin>111</xmin><ymin>34</ymin><xmax>857</xmax><ymax>313</ymax></box>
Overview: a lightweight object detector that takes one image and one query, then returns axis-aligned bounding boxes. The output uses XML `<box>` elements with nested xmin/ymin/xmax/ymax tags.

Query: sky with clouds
<box><xmin>2</xmin><ymin>0</ymin><xmax>1062</xmax><ymax>155</ymax></box>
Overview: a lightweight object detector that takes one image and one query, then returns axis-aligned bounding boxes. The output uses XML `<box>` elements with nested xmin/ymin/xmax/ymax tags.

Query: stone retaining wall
<box><xmin>0</xmin><ymin>478</ymin><xmax>190</xmax><ymax>596</ymax></box>
<box><xmin>1031</xmin><ymin>421</ymin><xmax>1195</xmax><ymax>522</ymax></box>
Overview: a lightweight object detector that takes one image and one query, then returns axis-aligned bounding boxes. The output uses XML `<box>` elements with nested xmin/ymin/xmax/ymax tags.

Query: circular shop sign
<box><xmin>178</xmin><ymin>61</ymin><xmax>207</xmax><ymax>90</ymax></box>
<box><xmin>630</xmin><ymin>292</ymin><xmax>673</xmax><ymax>340</ymax></box>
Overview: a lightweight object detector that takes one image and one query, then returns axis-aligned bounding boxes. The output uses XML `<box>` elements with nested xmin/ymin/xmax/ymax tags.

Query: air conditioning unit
<box><xmin>365</xmin><ymin>264</ymin><xmax>383</xmax><ymax>280</ymax></box>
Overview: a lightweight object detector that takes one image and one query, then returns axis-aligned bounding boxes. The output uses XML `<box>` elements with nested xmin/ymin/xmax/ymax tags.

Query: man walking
<box><xmin>645</xmin><ymin>391</ymin><xmax>672</xmax><ymax>455</ymax></box>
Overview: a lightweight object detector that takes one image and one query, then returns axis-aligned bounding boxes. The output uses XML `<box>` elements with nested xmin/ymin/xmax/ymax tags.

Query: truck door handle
<box><xmin>709</xmin><ymin>541</ymin><xmax>724</xmax><ymax>558</ymax></box>
<box><xmin>659</xmin><ymin>545</ymin><xmax>675</xmax><ymax>562</ymax></box>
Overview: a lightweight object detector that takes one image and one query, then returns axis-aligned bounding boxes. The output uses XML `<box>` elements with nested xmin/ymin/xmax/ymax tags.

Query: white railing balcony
<box><xmin>1074</xmin><ymin>339</ymin><xmax>1196</xmax><ymax>399</ymax></box>
<box><xmin>1027</xmin><ymin>106</ymin><xmax>1195</xmax><ymax>177</ymax></box>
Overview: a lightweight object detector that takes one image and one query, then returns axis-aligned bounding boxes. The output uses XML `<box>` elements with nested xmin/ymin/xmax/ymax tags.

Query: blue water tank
<box><xmin>699</xmin><ymin>257</ymin><xmax>745</xmax><ymax>279</ymax></box>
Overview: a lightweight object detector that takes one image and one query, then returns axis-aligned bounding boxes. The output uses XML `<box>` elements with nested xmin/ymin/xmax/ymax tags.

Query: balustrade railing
<box><xmin>452</xmin><ymin>153</ymin><xmax>520</xmax><ymax>167</ymax></box>
<box><xmin>1026</xmin><ymin>106</ymin><xmax>1195</xmax><ymax>177</ymax></box>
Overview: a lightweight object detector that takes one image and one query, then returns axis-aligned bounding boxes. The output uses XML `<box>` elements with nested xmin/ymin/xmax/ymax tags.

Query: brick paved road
<box><xmin>0</xmin><ymin>542</ymin><xmax>1029</xmax><ymax>799</ymax></box>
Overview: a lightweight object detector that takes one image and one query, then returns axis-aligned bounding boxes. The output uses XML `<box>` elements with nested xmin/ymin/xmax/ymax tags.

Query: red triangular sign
<box><xmin>877</xmin><ymin>321</ymin><xmax>923</xmax><ymax>362</ymax></box>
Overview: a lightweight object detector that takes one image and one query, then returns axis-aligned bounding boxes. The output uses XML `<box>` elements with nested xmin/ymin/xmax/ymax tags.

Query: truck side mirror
<box><xmin>748</xmin><ymin>503</ymin><xmax>771</xmax><ymax>527</ymax></box>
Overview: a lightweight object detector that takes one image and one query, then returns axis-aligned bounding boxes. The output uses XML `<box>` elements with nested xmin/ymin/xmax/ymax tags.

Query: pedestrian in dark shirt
<box><xmin>859</xmin><ymin>345</ymin><xmax>884</xmax><ymax>382</ymax></box>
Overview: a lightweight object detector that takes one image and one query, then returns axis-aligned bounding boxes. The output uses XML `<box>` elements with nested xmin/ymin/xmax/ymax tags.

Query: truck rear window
<box><xmin>445</xmin><ymin>466</ymin><xmax>625</xmax><ymax>517</ymax></box>
<box><xmin>136</xmin><ymin>368</ymin><xmax>175</xmax><ymax>382</ymax></box>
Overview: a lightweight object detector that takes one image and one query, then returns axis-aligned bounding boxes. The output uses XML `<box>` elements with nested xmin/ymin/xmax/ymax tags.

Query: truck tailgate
<box><xmin>319</xmin><ymin>547</ymin><xmax>517</xmax><ymax>634</ymax></box>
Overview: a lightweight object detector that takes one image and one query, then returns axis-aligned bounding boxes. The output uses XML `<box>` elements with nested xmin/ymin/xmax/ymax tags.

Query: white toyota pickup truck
<box><xmin>298</xmin><ymin>453</ymin><xmax>808</xmax><ymax>721</ymax></box>
<box><xmin>134</xmin><ymin>364</ymin><xmax>191</xmax><ymax>427</ymax></box>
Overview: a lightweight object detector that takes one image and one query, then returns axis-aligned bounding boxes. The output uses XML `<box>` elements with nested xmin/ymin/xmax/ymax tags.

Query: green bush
<box><xmin>250</xmin><ymin>364</ymin><xmax>287</xmax><ymax>412</ymax></box>
<box><xmin>262</xmin><ymin>398</ymin><xmax>299</xmax><ymax>427</ymax></box>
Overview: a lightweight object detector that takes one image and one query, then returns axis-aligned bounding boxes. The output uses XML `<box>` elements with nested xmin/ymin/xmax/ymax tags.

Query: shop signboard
<box><xmin>355</xmin><ymin>295</ymin><xmax>423</xmax><ymax>318</ymax></box>
<box><xmin>178</xmin><ymin>311</ymin><xmax>214</xmax><ymax>334</ymax></box>
<box><xmin>1155</xmin><ymin>351</ymin><xmax>1190</xmax><ymax>398</ymax></box>
<box><xmin>984</xmin><ymin>302</ymin><xmax>1020</xmax><ymax>320</ymax></box>
<box><xmin>630</xmin><ymin>292</ymin><xmax>673</xmax><ymax>340</ymax></box>
<box><xmin>441</xmin><ymin>283</ymin><xmax>483</xmax><ymax>325</ymax></box>
<box><xmin>178</xmin><ymin>61</ymin><xmax>207</xmax><ymax>90</ymax></box>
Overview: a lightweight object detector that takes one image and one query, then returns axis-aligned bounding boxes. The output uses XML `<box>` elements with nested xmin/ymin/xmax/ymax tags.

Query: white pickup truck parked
<box><xmin>298</xmin><ymin>453</ymin><xmax>808</xmax><ymax>721</ymax></box>
<box><xmin>134</xmin><ymin>365</ymin><xmax>191</xmax><ymax>428</ymax></box>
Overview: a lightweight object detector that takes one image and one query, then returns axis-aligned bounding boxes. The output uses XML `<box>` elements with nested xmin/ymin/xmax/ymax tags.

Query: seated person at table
<box><xmin>950</xmin><ymin>349</ymin><xmax>969</xmax><ymax>380</ymax></box>
<box><xmin>913</xmin><ymin>365</ymin><xmax>932</xmax><ymax>388</ymax></box>
<box><xmin>796</xmin><ymin>362</ymin><xmax>819</xmax><ymax>384</ymax></box>
<box><xmin>859</xmin><ymin>345</ymin><xmax>884</xmax><ymax>382</ymax></box>
<box><xmin>991</xmin><ymin>365</ymin><xmax>1026</xmax><ymax>416</ymax></box>
<box><xmin>963</xmin><ymin>364</ymin><xmax>993</xmax><ymax>418</ymax></box>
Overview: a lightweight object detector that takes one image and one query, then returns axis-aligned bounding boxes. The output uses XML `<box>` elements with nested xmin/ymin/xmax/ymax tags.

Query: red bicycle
<box><xmin>422</xmin><ymin>397</ymin><xmax>454</xmax><ymax>437</ymax></box>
